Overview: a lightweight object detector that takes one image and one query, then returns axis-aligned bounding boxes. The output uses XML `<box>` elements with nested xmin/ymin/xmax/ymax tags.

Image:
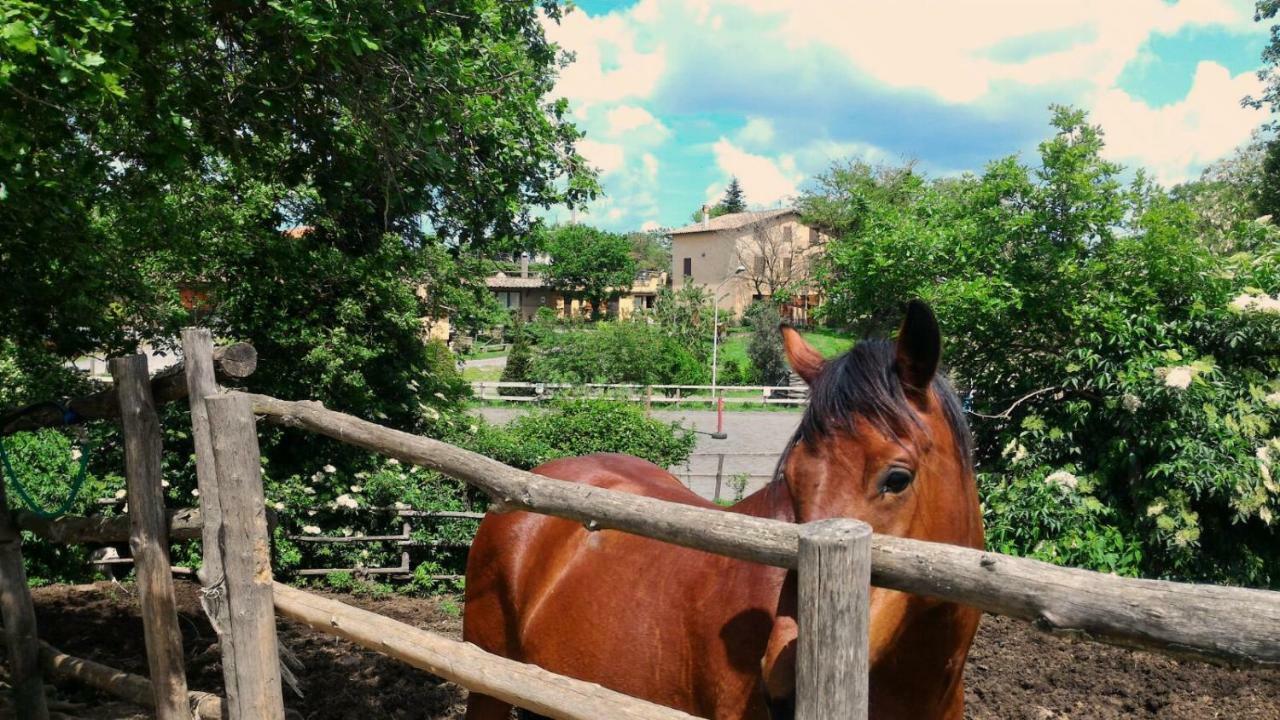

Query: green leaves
<box><xmin>1</xmin><ymin>20</ymin><xmax>37</xmax><ymax>54</ymax></box>
<box><xmin>804</xmin><ymin>106</ymin><xmax>1280</xmax><ymax>587</ymax></box>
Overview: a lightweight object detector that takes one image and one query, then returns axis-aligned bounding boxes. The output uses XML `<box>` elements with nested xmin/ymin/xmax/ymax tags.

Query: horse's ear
<box><xmin>895</xmin><ymin>300</ymin><xmax>940</xmax><ymax>402</ymax></box>
<box><xmin>780</xmin><ymin>324</ymin><xmax>824</xmax><ymax>385</ymax></box>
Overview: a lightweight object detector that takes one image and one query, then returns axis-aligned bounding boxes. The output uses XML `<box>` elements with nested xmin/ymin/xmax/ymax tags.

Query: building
<box><xmin>669</xmin><ymin>207</ymin><xmax>825</xmax><ymax>322</ymax></box>
<box><xmin>486</xmin><ymin>253</ymin><xmax>667</xmax><ymax>320</ymax></box>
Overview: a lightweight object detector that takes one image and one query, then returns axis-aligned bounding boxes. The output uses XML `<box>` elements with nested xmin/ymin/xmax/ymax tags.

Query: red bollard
<box><xmin>712</xmin><ymin>395</ymin><xmax>727</xmax><ymax>439</ymax></box>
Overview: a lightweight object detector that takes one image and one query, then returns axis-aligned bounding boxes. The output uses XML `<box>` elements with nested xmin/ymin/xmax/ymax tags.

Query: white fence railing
<box><xmin>471</xmin><ymin>381</ymin><xmax>809</xmax><ymax>405</ymax></box>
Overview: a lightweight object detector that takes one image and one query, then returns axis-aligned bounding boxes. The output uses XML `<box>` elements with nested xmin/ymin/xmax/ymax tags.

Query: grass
<box><xmin>717</xmin><ymin>327</ymin><xmax>853</xmax><ymax>369</ymax></box>
<box><xmin>464</xmin><ymin>348</ymin><xmax>508</xmax><ymax>360</ymax></box>
<box><xmin>462</xmin><ymin>365</ymin><xmax>504</xmax><ymax>382</ymax></box>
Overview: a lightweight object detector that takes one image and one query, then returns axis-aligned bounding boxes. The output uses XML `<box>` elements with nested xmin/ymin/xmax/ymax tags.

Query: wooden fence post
<box><xmin>179</xmin><ymin>328</ymin><xmax>241</xmax><ymax>703</ymax></box>
<box><xmin>0</xmin><ymin>472</ymin><xmax>49</xmax><ymax>720</ymax></box>
<box><xmin>713</xmin><ymin>454</ymin><xmax>725</xmax><ymax>504</ymax></box>
<box><xmin>795</xmin><ymin>518</ymin><xmax>871</xmax><ymax>720</ymax></box>
<box><xmin>203</xmin><ymin>393</ymin><xmax>285</xmax><ymax>720</ymax></box>
<box><xmin>110</xmin><ymin>354</ymin><xmax>190</xmax><ymax>719</ymax></box>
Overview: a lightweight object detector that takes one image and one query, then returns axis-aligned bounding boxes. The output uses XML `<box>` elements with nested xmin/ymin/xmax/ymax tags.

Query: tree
<box><xmin>746</xmin><ymin>302</ymin><xmax>789</xmax><ymax>385</ymax></box>
<box><xmin>0</xmin><ymin>0</ymin><xmax>594</xmax><ymax>424</ymax></box>
<box><xmin>721</xmin><ymin>177</ymin><xmax>747</xmax><ymax>213</ymax></box>
<box><xmin>499</xmin><ymin>313</ymin><xmax>533</xmax><ymax>396</ymax></box>
<box><xmin>544</xmin><ymin>225</ymin><xmax>637</xmax><ymax>319</ymax></box>
<box><xmin>628</xmin><ymin>230</ymin><xmax>671</xmax><ymax>272</ymax></box>
<box><xmin>734</xmin><ymin>215</ymin><xmax>821</xmax><ymax>305</ymax></box>
<box><xmin>802</xmin><ymin>106</ymin><xmax>1280</xmax><ymax>587</ymax></box>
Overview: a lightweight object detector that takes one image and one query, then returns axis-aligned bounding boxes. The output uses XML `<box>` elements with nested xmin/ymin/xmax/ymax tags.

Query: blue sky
<box><xmin>539</xmin><ymin>0</ymin><xmax>1274</xmax><ymax>232</ymax></box>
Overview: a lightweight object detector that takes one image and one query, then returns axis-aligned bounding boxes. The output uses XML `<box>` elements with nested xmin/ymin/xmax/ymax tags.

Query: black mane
<box><xmin>775</xmin><ymin>339</ymin><xmax>974</xmax><ymax>480</ymax></box>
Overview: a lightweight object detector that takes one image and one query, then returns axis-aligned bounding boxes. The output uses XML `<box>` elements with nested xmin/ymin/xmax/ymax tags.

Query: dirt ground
<box><xmin>6</xmin><ymin>580</ymin><xmax>1278</xmax><ymax>719</ymax></box>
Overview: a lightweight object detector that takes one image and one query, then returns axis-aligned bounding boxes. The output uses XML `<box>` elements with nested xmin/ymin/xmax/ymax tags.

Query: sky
<box><xmin>538</xmin><ymin>0</ymin><xmax>1274</xmax><ymax>232</ymax></box>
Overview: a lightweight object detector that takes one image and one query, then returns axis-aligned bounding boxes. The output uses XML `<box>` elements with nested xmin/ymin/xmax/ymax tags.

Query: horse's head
<box><xmin>778</xmin><ymin>300</ymin><xmax>980</xmax><ymax>546</ymax></box>
<box><xmin>761</xmin><ymin>302</ymin><xmax>984</xmax><ymax>714</ymax></box>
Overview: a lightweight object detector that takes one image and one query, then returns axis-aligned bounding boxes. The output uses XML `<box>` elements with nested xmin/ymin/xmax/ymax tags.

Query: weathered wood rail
<box><xmin>246</xmin><ymin>392</ymin><xmax>1280</xmax><ymax>667</ymax></box>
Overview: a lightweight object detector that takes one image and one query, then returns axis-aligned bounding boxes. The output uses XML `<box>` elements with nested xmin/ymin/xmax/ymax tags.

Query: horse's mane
<box><xmin>773</xmin><ymin>339</ymin><xmax>974</xmax><ymax>482</ymax></box>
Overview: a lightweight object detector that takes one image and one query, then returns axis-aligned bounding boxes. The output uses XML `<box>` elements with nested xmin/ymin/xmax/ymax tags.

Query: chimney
<box><xmin>520</xmin><ymin>251</ymin><xmax>530</xmax><ymax>278</ymax></box>
<box><xmin>701</xmin><ymin>204</ymin><xmax>710</xmax><ymax>229</ymax></box>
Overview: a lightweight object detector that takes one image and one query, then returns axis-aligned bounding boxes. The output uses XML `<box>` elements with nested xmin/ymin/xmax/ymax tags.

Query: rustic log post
<box><xmin>713</xmin><ymin>454</ymin><xmax>725</xmax><ymax>504</ymax></box>
<box><xmin>0</xmin><ymin>474</ymin><xmax>49</xmax><ymax>719</ymax></box>
<box><xmin>795</xmin><ymin>518</ymin><xmax>871</xmax><ymax>720</ymax></box>
<box><xmin>204</xmin><ymin>393</ymin><xmax>285</xmax><ymax>720</ymax></box>
<box><xmin>179</xmin><ymin>328</ymin><xmax>240</xmax><ymax>691</ymax></box>
<box><xmin>110</xmin><ymin>355</ymin><xmax>190</xmax><ymax>719</ymax></box>
<box><xmin>38</xmin><ymin>639</ymin><xmax>224</xmax><ymax>720</ymax></box>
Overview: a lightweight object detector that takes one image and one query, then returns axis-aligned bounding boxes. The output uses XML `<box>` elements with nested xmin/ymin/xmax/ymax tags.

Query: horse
<box><xmin>462</xmin><ymin>301</ymin><xmax>984</xmax><ymax>719</ymax></box>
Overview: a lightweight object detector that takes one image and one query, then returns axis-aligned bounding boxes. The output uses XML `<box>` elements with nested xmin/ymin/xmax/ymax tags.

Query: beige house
<box><xmin>669</xmin><ymin>207</ymin><xmax>825</xmax><ymax>322</ymax></box>
<box><xmin>487</xmin><ymin>255</ymin><xmax>667</xmax><ymax>320</ymax></box>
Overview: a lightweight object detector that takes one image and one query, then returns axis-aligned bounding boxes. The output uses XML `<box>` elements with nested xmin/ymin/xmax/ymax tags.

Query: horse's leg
<box><xmin>465</xmin><ymin>693</ymin><xmax>514</xmax><ymax>720</ymax></box>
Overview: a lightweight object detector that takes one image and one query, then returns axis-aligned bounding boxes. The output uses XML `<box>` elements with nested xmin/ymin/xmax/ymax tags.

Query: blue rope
<box><xmin>0</xmin><ymin>403</ymin><xmax>93</xmax><ymax>519</ymax></box>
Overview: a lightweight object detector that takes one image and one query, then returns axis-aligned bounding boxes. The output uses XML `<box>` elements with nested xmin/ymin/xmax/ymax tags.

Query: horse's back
<box><xmin>463</xmin><ymin>453</ymin><xmax>772</xmax><ymax>718</ymax></box>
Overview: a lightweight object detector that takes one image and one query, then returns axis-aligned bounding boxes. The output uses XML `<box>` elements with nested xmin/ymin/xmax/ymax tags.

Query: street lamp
<box><xmin>710</xmin><ymin>265</ymin><xmax>746</xmax><ymax>439</ymax></box>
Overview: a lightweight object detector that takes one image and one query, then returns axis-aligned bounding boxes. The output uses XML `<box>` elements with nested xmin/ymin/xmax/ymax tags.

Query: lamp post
<box><xmin>710</xmin><ymin>265</ymin><xmax>746</xmax><ymax>439</ymax></box>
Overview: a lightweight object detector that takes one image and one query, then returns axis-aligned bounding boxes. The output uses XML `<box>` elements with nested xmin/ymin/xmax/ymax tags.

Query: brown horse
<box><xmin>463</xmin><ymin>301</ymin><xmax>984</xmax><ymax>719</ymax></box>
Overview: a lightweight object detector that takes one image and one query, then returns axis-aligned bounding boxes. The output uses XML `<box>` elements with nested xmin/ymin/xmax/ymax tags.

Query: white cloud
<box><xmin>709</xmin><ymin>138</ymin><xmax>803</xmax><ymax>206</ymax></box>
<box><xmin>732</xmin><ymin>0</ymin><xmax>1249</xmax><ymax>103</ymax></box>
<box><xmin>1092</xmin><ymin>61</ymin><xmax>1265</xmax><ymax>184</ymax></box>
<box><xmin>604</xmin><ymin>104</ymin><xmax>675</xmax><ymax>140</ymax></box>
<box><xmin>543</xmin><ymin>8</ymin><xmax>666</xmax><ymax>107</ymax></box>
<box><xmin>641</xmin><ymin>220</ymin><xmax>662</xmax><ymax>231</ymax></box>
<box><xmin>641</xmin><ymin>152</ymin><xmax>660</xmax><ymax>181</ymax></box>
<box><xmin>738</xmin><ymin>117</ymin><xmax>776</xmax><ymax>147</ymax></box>
<box><xmin>577</xmin><ymin>138</ymin><xmax>626</xmax><ymax>175</ymax></box>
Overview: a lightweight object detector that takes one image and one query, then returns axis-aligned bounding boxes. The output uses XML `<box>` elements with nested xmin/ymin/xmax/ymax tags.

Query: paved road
<box><xmin>475</xmin><ymin>408</ymin><xmax>802</xmax><ymax>501</ymax></box>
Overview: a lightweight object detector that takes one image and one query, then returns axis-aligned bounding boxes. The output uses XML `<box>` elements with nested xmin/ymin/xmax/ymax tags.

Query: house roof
<box><xmin>668</xmin><ymin>208</ymin><xmax>798</xmax><ymax>236</ymax></box>
<box><xmin>486</xmin><ymin>274</ymin><xmax>547</xmax><ymax>289</ymax></box>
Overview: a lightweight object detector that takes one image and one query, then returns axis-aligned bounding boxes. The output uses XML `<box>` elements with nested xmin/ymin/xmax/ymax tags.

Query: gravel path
<box><xmin>475</xmin><ymin>408</ymin><xmax>801</xmax><ymax>501</ymax></box>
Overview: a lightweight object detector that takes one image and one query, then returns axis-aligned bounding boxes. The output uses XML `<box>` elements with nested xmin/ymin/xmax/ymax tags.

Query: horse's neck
<box><xmin>728</xmin><ymin>478</ymin><xmax>796</xmax><ymax>523</ymax></box>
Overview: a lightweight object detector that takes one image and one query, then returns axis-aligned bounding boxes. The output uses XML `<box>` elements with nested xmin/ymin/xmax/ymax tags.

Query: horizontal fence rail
<box><xmin>244</xmin><ymin>392</ymin><xmax>1280</xmax><ymax>668</ymax></box>
<box><xmin>471</xmin><ymin>381</ymin><xmax>809</xmax><ymax>405</ymax></box>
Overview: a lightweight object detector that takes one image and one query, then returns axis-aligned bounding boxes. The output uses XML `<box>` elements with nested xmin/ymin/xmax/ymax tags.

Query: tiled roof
<box><xmin>486</xmin><ymin>274</ymin><xmax>547</xmax><ymax>289</ymax></box>
<box><xmin>668</xmin><ymin>208</ymin><xmax>797</xmax><ymax>235</ymax></box>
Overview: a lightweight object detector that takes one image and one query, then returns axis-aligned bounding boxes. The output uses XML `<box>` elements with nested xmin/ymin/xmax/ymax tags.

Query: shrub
<box><xmin>747</xmin><ymin>302</ymin><xmax>790</xmax><ymax>386</ymax></box>
<box><xmin>503</xmin><ymin>398</ymin><xmax>697</xmax><ymax>468</ymax></box>
<box><xmin>499</xmin><ymin>314</ymin><xmax>533</xmax><ymax>396</ymax></box>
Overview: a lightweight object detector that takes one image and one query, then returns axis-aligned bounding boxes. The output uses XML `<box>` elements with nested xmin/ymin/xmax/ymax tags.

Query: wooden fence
<box><xmin>1</xmin><ymin>329</ymin><xmax>1279</xmax><ymax>720</ymax></box>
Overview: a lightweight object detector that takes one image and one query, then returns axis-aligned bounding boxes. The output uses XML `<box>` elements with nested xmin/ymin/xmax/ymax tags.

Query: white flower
<box><xmin>340</xmin><ymin>527</ymin><xmax>353</xmax><ymax>537</ymax></box>
<box><xmin>387</xmin><ymin>458</ymin><xmax>399</xmax><ymax>466</ymax></box>
<box><xmin>307</xmin><ymin>510</ymin><xmax>317</xmax><ymax>517</ymax></box>
<box><xmin>302</xmin><ymin>525</ymin><xmax>321</xmax><ymax>535</ymax></box>
<box><xmin>1045</xmin><ymin>470</ymin><xmax>1079</xmax><ymax>491</ymax></box>
<box><xmin>1259</xmin><ymin>445</ymin><xmax>1273</xmax><ymax>465</ymax></box>
<box><xmin>1261</xmin><ymin>506</ymin><xmax>1274</xmax><ymax>525</ymax></box>
<box><xmin>433</xmin><ymin>392</ymin><xmax>447</xmax><ymax>401</ymax></box>
<box><xmin>1266</xmin><ymin>392</ymin><xmax>1280</xmax><ymax>407</ymax></box>
<box><xmin>1012</xmin><ymin>444</ymin><xmax>1027</xmax><ymax>464</ymax></box>
<box><xmin>423</xmin><ymin>406</ymin><xmax>440</xmax><ymax>421</ymax></box>
<box><xmin>191</xmin><ymin>489</ymin><xmax>200</xmax><ymax>497</ymax></box>
<box><xmin>468</xmin><ymin>424</ymin><xmax>478</xmax><ymax>434</ymax></box>
<box><xmin>1163</xmin><ymin>366</ymin><xmax>1193</xmax><ymax>390</ymax></box>
<box><xmin>334</xmin><ymin>494</ymin><xmax>359</xmax><ymax>509</ymax></box>
<box><xmin>393</xmin><ymin>501</ymin><xmax>409</xmax><ymax>510</ymax></box>
<box><xmin>354</xmin><ymin>472</ymin><xmax>369</xmax><ymax>479</ymax></box>
<box><xmin>122</xmin><ymin>503</ymin><xmax>128</xmax><ymax>514</ymax></box>
<box><xmin>349</xmin><ymin>485</ymin><xmax>363</xmax><ymax>493</ymax></box>
<box><xmin>1121</xmin><ymin>394</ymin><xmax>1142</xmax><ymax>413</ymax></box>
<box><xmin>323</xmin><ymin>464</ymin><xmax>337</xmax><ymax>474</ymax></box>
<box><xmin>310</xmin><ymin>472</ymin><xmax>324</xmax><ymax>483</ymax></box>
<box><xmin>302</xmin><ymin>486</ymin><xmax>316</xmax><ymax>495</ymax></box>
<box><xmin>161</xmin><ymin>480</ymin><xmax>170</xmax><ymax>488</ymax></box>
<box><xmin>71</xmin><ymin>448</ymin><xmax>82</xmax><ymax>461</ymax></box>
<box><xmin>273</xmin><ymin>502</ymin><xmax>285</xmax><ymax>511</ymax></box>
<box><xmin>1146</xmin><ymin>502</ymin><xmax>1166</xmax><ymax>517</ymax></box>
<box><xmin>114</xmin><ymin>489</ymin><xmax>127</xmax><ymax>499</ymax></box>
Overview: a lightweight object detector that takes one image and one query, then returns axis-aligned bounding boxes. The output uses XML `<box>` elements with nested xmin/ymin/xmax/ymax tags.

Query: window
<box><xmin>783</xmin><ymin>226</ymin><xmax>793</xmax><ymax>242</ymax></box>
<box><xmin>754</xmin><ymin>256</ymin><xmax>766</xmax><ymax>275</ymax></box>
<box><xmin>496</xmin><ymin>291</ymin><xmax>521</xmax><ymax>309</ymax></box>
<box><xmin>783</xmin><ymin>258</ymin><xmax>793</xmax><ymax>275</ymax></box>
<box><xmin>682</xmin><ymin>257</ymin><xmax>692</xmax><ymax>277</ymax></box>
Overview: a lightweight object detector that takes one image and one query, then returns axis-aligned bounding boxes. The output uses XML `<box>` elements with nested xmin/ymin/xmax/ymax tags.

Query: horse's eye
<box><xmin>879</xmin><ymin>467</ymin><xmax>915</xmax><ymax>494</ymax></box>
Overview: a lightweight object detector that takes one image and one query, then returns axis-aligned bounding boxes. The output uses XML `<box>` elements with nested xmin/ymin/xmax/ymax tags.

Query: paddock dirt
<box><xmin>7</xmin><ymin>581</ymin><xmax>1278</xmax><ymax>719</ymax></box>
